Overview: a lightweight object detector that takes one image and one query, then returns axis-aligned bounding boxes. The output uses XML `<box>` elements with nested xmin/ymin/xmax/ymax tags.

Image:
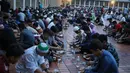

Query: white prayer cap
<box><xmin>73</xmin><ymin>26</ymin><xmax>80</xmax><ymax>32</ymax></box>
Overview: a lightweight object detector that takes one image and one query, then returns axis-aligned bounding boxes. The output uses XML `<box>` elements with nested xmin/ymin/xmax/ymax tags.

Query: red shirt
<box><xmin>116</xmin><ymin>24</ymin><xmax>122</xmax><ymax>30</ymax></box>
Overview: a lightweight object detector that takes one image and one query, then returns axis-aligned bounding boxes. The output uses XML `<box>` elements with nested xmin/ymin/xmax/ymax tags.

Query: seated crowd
<box><xmin>0</xmin><ymin>5</ymin><xmax>121</xmax><ymax>73</ymax></box>
<box><xmin>103</xmin><ymin>8</ymin><xmax>130</xmax><ymax>44</ymax></box>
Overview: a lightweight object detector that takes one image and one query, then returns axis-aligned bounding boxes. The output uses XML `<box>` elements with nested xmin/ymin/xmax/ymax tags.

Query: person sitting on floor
<box><xmin>47</xmin><ymin>26</ymin><xmax>63</xmax><ymax>50</ymax></box>
<box><xmin>36</xmin><ymin>15</ymin><xmax>46</xmax><ymax>31</ymax></box>
<box><xmin>85</xmin><ymin>39</ymin><xmax>119</xmax><ymax>73</ymax></box>
<box><xmin>0</xmin><ymin>43</ymin><xmax>24</xmax><ymax>73</ymax></box>
<box><xmin>86</xmin><ymin>18</ymin><xmax>95</xmax><ymax>33</ymax></box>
<box><xmin>17</xmin><ymin>9</ymin><xmax>26</xmax><ymax>22</ymax></box>
<box><xmin>73</xmin><ymin>26</ymin><xmax>87</xmax><ymax>44</ymax></box>
<box><xmin>16</xmin><ymin>43</ymin><xmax>50</xmax><ymax>73</ymax></box>
<box><xmin>98</xmin><ymin>34</ymin><xmax>119</xmax><ymax>66</ymax></box>
<box><xmin>117</xmin><ymin>22</ymin><xmax>130</xmax><ymax>43</ymax></box>
<box><xmin>19</xmin><ymin>23</ymin><xmax>35</xmax><ymax>49</ymax></box>
<box><xmin>0</xmin><ymin>22</ymin><xmax>17</xmax><ymax>51</ymax></box>
<box><xmin>107</xmin><ymin>21</ymin><xmax>117</xmax><ymax>37</ymax></box>
<box><xmin>33</xmin><ymin>22</ymin><xmax>43</xmax><ymax>35</ymax></box>
<box><xmin>103</xmin><ymin>18</ymin><xmax>112</xmax><ymax>31</ymax></box>
<box><xmin>26</xmin><ymin>20</ymin><xmax>38</xmax><ymax>34</ymax></box>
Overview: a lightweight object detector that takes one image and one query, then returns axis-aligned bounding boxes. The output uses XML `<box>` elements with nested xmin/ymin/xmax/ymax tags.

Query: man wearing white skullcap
<box><xmin>73</xmin><ymin>26</ymin><xmax>87</xmax><ymax>43</ymax></box>
<box><xmin>16</xmin><ymin>43</ymin><xmax>50</xmax><ymax>73</ymax></box>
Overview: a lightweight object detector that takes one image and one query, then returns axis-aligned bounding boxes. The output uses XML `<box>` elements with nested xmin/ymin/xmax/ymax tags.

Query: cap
<box><xmin>44</xmin><ymin>15</ymin><xmax>47</xmax><ymax>18</ymax></box>
<box><xmin>46</xmin><ymin>17</ymin><xmax>52</xmax><ymax>23</ymax></box>
<box><xmin>37</xmin><ymin>43</ymin><xmax>49</xmax><ymax>53</ymax></box>
<box><xmin>73</xmin><ymin>26</ymin><xmax>80</xmax><ymax>32</ymax></box>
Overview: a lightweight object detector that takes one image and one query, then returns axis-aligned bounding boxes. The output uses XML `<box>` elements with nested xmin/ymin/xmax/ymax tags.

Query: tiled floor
<box><xmin>9</xmin><ymin>19</ymin><xmax>130</xmax><ymax>73</ymax></box>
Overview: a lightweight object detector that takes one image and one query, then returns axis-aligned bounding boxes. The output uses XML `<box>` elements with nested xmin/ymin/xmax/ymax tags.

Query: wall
<box><xmin>72</xmin><ymin>0</ymin><xmax>130</xmax><ymax>8</ymax></box>
<box><xmin>96</xmin><ymin>0</ymin><xmax>129</xmax><ymax>1</ymax></box>
<box><xmin>49</xmin><ymin>0</ymin><xmax>62</xmax><ymax>7</ymax></box>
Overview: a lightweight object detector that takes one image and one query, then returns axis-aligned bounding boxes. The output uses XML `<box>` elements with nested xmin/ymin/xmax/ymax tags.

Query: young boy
<box><xmin>98</xmin><ymin>34</ymin><xmax>119</xmax><ymax>66</ymax></box>
<box><xmin>85</xmin><ymin>39</ymin><xmax>119</xmax><ymax>73</ymax></box>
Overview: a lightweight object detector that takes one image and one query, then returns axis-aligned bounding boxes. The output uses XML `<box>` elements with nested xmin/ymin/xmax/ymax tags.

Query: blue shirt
<box><xmin>38</xmin><ymin>19</ymin><xmax>45</xmax><ymax>30</ymax></box>
<box><xmin>39</xmin><ymin>4</ymin><xmax>43</xmax><ymax>9</ymax></box>
<box><xmin>27</xmin><ymin>10</ymin><xmax>32</xmax><ymax>20</ymax></box>
<box><xmin>20</xmin><ymin>29</ymin><xmax>35</xmax><ymax>47</ymax></box>
<box><xmin>86</xmin><ymin>50</ymin><xmax>119</xmax><ymax>73</ymax></box>
<box><xmin>107</xmin><ymin>43</ymin><xmax>119</xmax><ymax>66</ymax></box>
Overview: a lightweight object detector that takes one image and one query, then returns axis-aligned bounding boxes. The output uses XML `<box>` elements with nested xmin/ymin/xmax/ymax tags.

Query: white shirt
<box><xmin>47</xmin><ymin>22</ymin><xmax>55</xmax><ymax>29</ymax></box>
<box><xmin>46</xmin><ymin>17</ymin><xmax>52</xmax><ymax>23</ymax></box>
<box><xmin>80</xmin><ymin>30</ymin><xmax>87</xmax><ymax>42</ymax></box>
<box><xmin>107</xmin><ymin>14</ymin><xmax>112</xmax><ymax>19</ymax></box>
<box><xmin>89</xmin><ymin>23</ymin><xmax>96</xmax><ymax>33</ymax></box>
<box><xmin>121</xmin><ymin>17</ymin><xmax>126</xmax><ymax>22</ymax></box>
<box><xmin>16</xmin><ymin>46</ymin><xmax>45</xmax><ymax>73</ymax></box>
<box><xmin>51</xmin><ymin>15</ymin><xmax>54</xmax><ymax>20</ymax></box>
<box><xmin>18</xmin><ymin>12</ymin><xmax>26</xmax><ymax>22</ymax></box>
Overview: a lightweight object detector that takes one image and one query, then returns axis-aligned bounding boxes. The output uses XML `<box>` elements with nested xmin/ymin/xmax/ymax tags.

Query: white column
<box><xmin>98</xmin><ymin>1</ymin><xmax>100</xmax><ymax>7</ymax></box>
<box><xmin>75</xmin><ymin>0</ymin><xmax>76</xmax><ymax>7</ymax></box>
<box><xmin>23</xmin><ymin>0</ymin><xmax>25</xmax><ymax>10</ymax></box>
<box><xmin>79</xmin><ymin>0</ymin><xmax>81</xmax><ymax>7</ymax></box>
<box><xmin>46</xmin><ymin>0</ymin><xmax>48</xmax><ymax>7</ymax></box>
<box><xmin>113</xmin><ymin>4</ymin><xmax>114</xmax><ymax>8</ymax></box>
<box><xmin>30</xmin><ymin>0</ymin><xmax>32</xmax><ymax>7</ymax></box>
<box><xmin>107</xmin><ymin>2</ymin><xmax>109</xmax><ymax>8</ymax></box>
<box><xmin>118</xmin><ymin>2</ymin><xmax>119</xmax><ymax>8</ymax></box>
<box><xmin>103</xmin><ymin>2</ymin><xmax>105</xmax><ymax>6</ymax></box>
<box><xmin>41</xmin><ymin>0</ymin><xmax>44</xmax><ymax>7</ymax></box>
<box><xmin>123</xmin><ymin>3</ymin><xmax>124</xmax><ymax>8</ymax></box>
<box><xmin>47</xmin><ymin>0</ymin><xmax>51</xmax><ymax>7</ymax></box>
<box><xmin>70</xmin><ymin>0</ymin><xmax>72</xmax><ymax>5</ymax></box>
<box><xmin>93</xmin><ymin>1</ymin><xmax>95</xmax><ymax>7</ymax></box>
<box><xmin>84</xmin><ymin>0</ymin><xmax>86</xmax><ymax>7</ymax></box>
<box><xmin>127</xmin><ymin>3</ymin><xmax>129</xmax><ymax>8</ymax></box>
<box><xmin>39</xmin><ymin>0</ymin><xmax>41</xmax><ymax>2</ymax></box>
<box><xmin>34</xmin><ymin>0</ymin><xmax>37</xmax><ymax>9</ymax></box>
<box><xmin>89</xmin><ymin>1</ymin><xmax>90</xmax><ymax>7</ymax></box>
<box><xmin>47</xmin><ymin>0</ymin><xmax>49</xmax><ymax>7</ymax></box>
<box><xmin>13</xmin><ymin>0</ymin><xmax>16</xmax><ymax>10</ymax></box>
<box><xmin>78</xmin><ymin>1</ymin><xmax>80</xmax><ymax>5</ymax></box>
<box><xmin>44</xmin><ymin>0</ymin><xmax>46</xmax><ymax>8</ymax></box>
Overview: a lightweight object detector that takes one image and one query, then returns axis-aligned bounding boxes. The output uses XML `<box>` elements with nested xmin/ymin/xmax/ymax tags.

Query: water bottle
<box><xmin>57</xmin><ymin>58</ymin><xmax>61</xmax><ymax>66</ymax></box>
<box><xmin>72</xmin><ymin>49</ymin><xmax>75</xmax><ymax>55</ymax></box>
<box><xmin>53</xmin><ymin>57</ymin><xmax>57</xmax><ymax>61</ymax></box>
<box><xmin>77</xmin><ymin>56</ymin><xmax>80</xmax><ymax>62</ymax></box>
<box><xmin>54</xmin><ymin>69</ymin><xmax>59</xmax><ymax>73</ymax></box>
<box><xmin>72</xmin><ymin>49</ymin><xmax>76</xmax><ymax>60</ymax></box>
<box><xmin>45</xmin><ymin>59</ymin><xmax>49</xmax><ymax>69</ymax></box>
